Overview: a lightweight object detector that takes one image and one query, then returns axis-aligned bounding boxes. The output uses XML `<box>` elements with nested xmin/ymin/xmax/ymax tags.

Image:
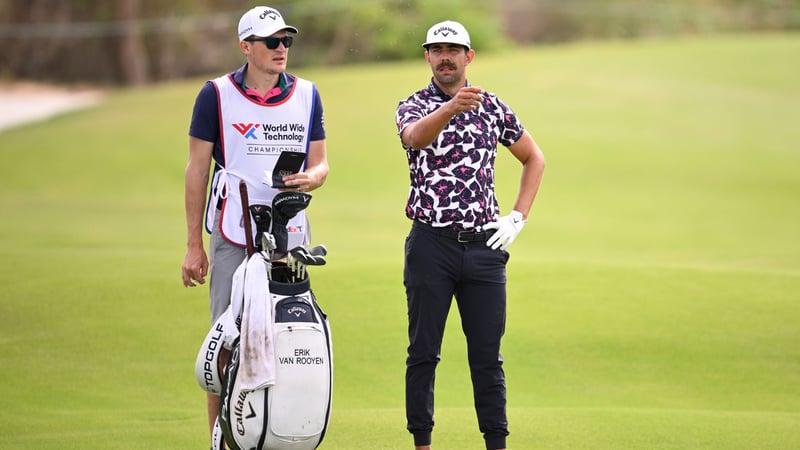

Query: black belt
<box><xmin>414</xmin><ymin>221</ymin><xmax>494</xmax><ymax>243</ymax></box>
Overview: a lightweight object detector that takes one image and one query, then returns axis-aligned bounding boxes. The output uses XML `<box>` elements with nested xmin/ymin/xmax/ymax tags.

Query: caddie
<box><xmin>181</xmin><ymin>5</ymin><xmax>329</xmax><ymax>442</ymax></box>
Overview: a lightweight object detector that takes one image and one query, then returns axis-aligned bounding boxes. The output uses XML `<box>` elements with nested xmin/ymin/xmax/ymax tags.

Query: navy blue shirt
<box><xmin>189</xmin><ymin>64</ymin><xmax>326</xmax><ymax>168</ymax></box>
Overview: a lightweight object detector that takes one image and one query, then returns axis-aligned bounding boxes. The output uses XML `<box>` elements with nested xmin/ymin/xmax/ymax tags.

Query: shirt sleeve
<box><xmin>309</xmin><ymin>89</ymin><xmax>326</xmax><ymax>141</ymax></box>
<box><xmin>396</xmin><ymin>95</ymin><xmax>424</xmax><ymax>139</ymax></box>
<box><xmin>494</xmin><ymin>96</ymin><xmax>525</xmax><ymax>147</ymax></box>
<box><xmin>188</xmin><ymin>81</ymin><xmax>219</xmax><ymax>143</ymax></box>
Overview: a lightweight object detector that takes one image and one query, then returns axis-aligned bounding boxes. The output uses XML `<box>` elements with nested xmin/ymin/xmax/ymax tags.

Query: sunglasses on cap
<box><xmin>246</xmin><ymin>35</ymin><xmax>293</xmax><ymax>49</ymax></box>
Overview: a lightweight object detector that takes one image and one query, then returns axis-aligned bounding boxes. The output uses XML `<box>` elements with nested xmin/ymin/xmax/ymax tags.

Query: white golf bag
<box><xmin>195</xmin><ymin>187</ymin><xmax>332</xmax><ymax>450</ymax></box>
<box><xmin>220</xmin><ymin>277</ymin><xmax>332</xmax><ymax>450</ymax></box>
<box><xmin>196</xmin><ymin>263</ymin><xmax>333</xmax><ymax>450</ymax></box>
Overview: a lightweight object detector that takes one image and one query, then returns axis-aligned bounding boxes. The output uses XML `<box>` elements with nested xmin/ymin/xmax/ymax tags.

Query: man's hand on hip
<box><xmin>484</xmin><ymin>210</ymin><xmax>526</xmax><ymax>250</ymax></box>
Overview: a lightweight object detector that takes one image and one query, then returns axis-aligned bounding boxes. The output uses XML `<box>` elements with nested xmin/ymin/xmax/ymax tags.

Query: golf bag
<box><xmin>218</xmin><ymin>277</ymin><xmax>333</xmax><ymax>450</ymax></box>
<box><xmin>195</xmin><ymin>185</ymin><xmax>332</xmax><ymax>450</ymax></box>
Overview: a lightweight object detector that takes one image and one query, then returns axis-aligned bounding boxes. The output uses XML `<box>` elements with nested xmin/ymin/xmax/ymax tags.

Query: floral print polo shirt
<box><xmin>396</xmin><ymin>79</ymin><xmax>525</xmax><ymax>230</ymax></box>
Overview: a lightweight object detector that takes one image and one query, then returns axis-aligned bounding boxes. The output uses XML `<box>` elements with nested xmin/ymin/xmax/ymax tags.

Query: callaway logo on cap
<box><xmin>238</xmin><ymin>6</ymin><xmax>298</xmax><ymax>41</ymax></box>
<box><xmin>422</xmin><ymin>20</ymin><xmax>471</xmax><ymax>50</ymax></box>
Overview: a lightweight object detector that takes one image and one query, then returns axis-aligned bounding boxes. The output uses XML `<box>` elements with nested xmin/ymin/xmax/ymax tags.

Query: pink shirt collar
<box><xmin>245</xmin><ymin>86</ymin><xmax>283</xmax><ymax>104</ymax></box>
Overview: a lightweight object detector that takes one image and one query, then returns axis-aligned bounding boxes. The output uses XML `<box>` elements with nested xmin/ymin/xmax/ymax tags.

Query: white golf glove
<box><xmin>484</xmin><ymin>210</ymin><xmax>526</xmax><ymax>250</ymax></box>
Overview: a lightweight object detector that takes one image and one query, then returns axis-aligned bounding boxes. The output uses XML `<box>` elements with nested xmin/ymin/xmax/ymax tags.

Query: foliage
<box><xmin>501</xmin><ymin>0</ymin><xmax>800</xmax><ymax>43</ymax></box>
<box><xmin>1</xmin><ymin>0</ymin><xmax>798</xmax><ymax>85</ymax></box>
<box><xmin>273</xmin><ymin>0</ymin><xmax>505</xmax><ymax>66</ymax></box>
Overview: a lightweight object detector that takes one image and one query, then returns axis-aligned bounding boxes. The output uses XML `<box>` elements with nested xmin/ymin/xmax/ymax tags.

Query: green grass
<box><xmin>1</xmin><ymin>33</ymin><xmax>799</xmax><ymax>449</ymax></box>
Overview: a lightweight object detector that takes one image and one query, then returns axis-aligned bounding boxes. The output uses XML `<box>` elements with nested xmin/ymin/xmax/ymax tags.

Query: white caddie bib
<box><xmin>205</xmin><ymin>74</ymin><xmax>316</xmax><ymax>248</ymax></box>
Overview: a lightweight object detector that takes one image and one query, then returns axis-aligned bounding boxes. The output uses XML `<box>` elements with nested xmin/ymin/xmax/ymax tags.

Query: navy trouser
<box><xmin>404</xmin><ymin>222</ymin><xmax>510</xmax><ymax>450</ymax></box>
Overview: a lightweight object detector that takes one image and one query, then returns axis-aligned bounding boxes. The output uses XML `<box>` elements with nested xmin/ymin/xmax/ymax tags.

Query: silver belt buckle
<box><xmin>457</xmin><ymin>231</ymin><xmax>469</xmax><ymax>242</ymax></box>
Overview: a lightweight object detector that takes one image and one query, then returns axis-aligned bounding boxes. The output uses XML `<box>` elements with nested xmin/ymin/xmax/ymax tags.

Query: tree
<box><xmin>116</xmin><ymin>0</ymin><xmax>148</xmax><ymax>85</ymax></box>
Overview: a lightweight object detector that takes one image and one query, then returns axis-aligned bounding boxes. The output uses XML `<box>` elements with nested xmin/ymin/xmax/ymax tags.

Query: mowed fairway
<box><xmin>1</xmin><ymin>33</ymin><xmax>798</xmax><ymax>449</ymax></box>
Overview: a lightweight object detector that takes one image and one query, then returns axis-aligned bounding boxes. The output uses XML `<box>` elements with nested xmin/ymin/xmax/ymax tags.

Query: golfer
<box><xmin>180</xmin><ymin>5</ymin><xmax>329</xmax><ymax>442</ymax></box>
<box><xmin>395</xmin><ymin>20</ymin><xmax>545</xmax><ymax>450</ymax></box>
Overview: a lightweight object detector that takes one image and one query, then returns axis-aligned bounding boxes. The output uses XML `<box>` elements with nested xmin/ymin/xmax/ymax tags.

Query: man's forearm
<box><xmin>185</xmin><ymin>169</ymin><xmax>209</xmax><ymax>248</ymax></box>
<box><xmin>401</xmin><ymin>106</ymin><xmax>454</xmax><ymax>149</ymax></box>
<box><xmin>513</xmin><ymin>161</ymin><xmax>544</xmax><ymax>219</ymax></box>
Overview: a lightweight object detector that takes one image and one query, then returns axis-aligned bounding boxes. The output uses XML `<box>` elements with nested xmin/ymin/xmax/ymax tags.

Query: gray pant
<box><xmin>209</xmin><ymin>215</ymin><xmax>246</xmax><ymax>323</ymax></box>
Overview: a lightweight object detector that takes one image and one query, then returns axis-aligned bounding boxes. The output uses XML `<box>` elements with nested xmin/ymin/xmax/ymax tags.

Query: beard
<box><xmin>433</xmin><ymin>62</ymin><xmax>463</xmax><ymax>86</ymax></box>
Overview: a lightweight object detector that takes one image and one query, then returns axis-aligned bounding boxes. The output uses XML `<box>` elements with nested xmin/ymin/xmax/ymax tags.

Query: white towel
<box><xmin>237</xmin><ymin>254</ymin><xmax>276</xmax><ymax>391</ymax></box>
<box><xmin>229</xmin><ymin>257</ymin><xmax>247</xmax><ymax>328</ymax></box>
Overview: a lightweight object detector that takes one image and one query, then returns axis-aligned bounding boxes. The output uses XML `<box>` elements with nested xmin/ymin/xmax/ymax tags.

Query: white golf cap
<box><xmin>238</xmin><ymin>6</ymin><xmax>298</xmax><ymax>41</ymax></box>
<box><xmin>422</xmin><ymin>20</ymin><xmax>471</xmax><ymax>50</ymax></box>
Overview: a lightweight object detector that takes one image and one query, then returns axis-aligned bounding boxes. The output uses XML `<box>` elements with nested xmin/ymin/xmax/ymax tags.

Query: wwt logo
<box><xmin>233</xmin><ymin>123</ymin><xmax>258</xmax><ymax>139</ymax></box>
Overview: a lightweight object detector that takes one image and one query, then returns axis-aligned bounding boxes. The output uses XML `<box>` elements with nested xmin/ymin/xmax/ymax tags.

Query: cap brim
<box><xmin>422</xmin><ymin>41</ymin><xmax>470</xmax><ymax>50</ymax></box>
<box><xmin>252</xmin><ymin>25</ymin><xmax>298</xmax><ymax>38</ymax></box>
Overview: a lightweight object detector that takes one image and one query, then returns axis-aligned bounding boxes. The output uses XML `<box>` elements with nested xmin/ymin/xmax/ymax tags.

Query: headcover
<box><xmin>271</xmin><ymin>191</ymin><xmax>312</xmax><ymax>255</ymax></box>
<box><xmin>272</xmin><ymin>191</ymin><xmax>312</xmax><ymax>217</ymax></box>
<box><xmin>195</xmin><ymin>308</ymin><xmax>239</xmax><ymax>395</ymax></box>
<box><xmin>249</xmin><ymin>204</ymin><xmax>272</xmax><ymax>252</ymax></box>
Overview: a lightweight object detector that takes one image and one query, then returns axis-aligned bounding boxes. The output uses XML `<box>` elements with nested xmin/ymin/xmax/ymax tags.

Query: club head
<box><xmin>289</xmin><ymin>246</ymin><xmax>327</xmax><ymax>266</ymax></box>
<box><xmin>308</xmin><ymin>244</ymin><xmax>327</xmax><ymax>257</ymax></box>
<box><xmin>261</xmin><ymin>233</ymin><xmax>276</xmax><ymax>251</ymax></box>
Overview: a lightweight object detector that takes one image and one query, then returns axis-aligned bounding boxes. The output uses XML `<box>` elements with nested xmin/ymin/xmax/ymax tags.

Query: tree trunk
<box><xmin>116</xmin><ymin>0</ymin><xmax>148</xmax><ymax>85</ymax></box>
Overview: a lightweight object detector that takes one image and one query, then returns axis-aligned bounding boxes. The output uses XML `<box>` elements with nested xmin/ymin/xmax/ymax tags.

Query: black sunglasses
<box><xmin>246</xmin><ymin>35</ymin><xmax>293</xmax><ymax>49</ymax></box>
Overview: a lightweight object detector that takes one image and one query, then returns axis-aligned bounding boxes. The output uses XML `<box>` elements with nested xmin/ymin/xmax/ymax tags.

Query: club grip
<box><xmin>239</xmin><ymin>180</ymin><xmax>256</xmax><ymax>257</ymax></box>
